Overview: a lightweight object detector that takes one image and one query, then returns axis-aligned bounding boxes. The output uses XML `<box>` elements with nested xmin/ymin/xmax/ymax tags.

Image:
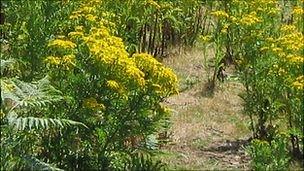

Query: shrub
<box><xmin>248</xmin><ymin>134</ymin><xmax>290</xmax><ymax>170</ymax></box>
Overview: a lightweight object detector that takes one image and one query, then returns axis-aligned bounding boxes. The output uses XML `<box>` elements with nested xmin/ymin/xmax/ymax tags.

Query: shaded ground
<box><xmin>158</xmin><ymin>46</ymin><xmax>252</xmax><ymax>170</ymax></box>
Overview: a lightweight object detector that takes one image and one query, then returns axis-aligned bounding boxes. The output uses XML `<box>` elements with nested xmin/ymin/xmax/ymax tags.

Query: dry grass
<box><xmin>158</xmin><ymin>45</ymin><xmax>251</xmax><ymax>170</ymax></box>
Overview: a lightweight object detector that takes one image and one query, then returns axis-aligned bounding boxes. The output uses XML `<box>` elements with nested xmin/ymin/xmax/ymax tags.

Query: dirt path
<box><xmin>159</xmin><ymin>47</ymin><xmax>252</xmax><ymax>170</ymax></box>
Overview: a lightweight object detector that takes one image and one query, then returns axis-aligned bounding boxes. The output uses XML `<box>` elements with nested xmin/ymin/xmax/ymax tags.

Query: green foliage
<box><xmin>2</xmin><ymin>0</ymin><xmax>179</xmax><ymax>170</ymax></box>
<box><xmin>102</xmin><ymin>0</ymin><xmax>205</xmax><ymax>56</ymax></box>
<box><xmin>1</xmin><ymin>58</ymin><xmax>87</xmax><ymax>170</ymax></box>
<box><xmin>1</xmin><ymin>77</ymin><xmax>62</xmax><ymax>109</ymax></box>
<box><xmin>22</xmin><ymin>156</ymin><xmax>64</xmax><ymax>171</ymax></box>
<box><xmin>2</xmin><ymin>0</ymin><xmax>78</xmax><ymax>80</ymax></box>
<box><xmin>204</xmin><ymin>0</ymin><xmax>304</xmax><ymax>169</ymax></box>
<box><xmin>248</xmin><ymin>134</ymin><xmax>291</xmax><ymax>170</ymax></box>
<box><xmin>7</xmin><ymin>114</ymin><xmax>87</xmax><ymax>131</ymax></box>
<box><xmin>124</xmin><ymin>152</ymin><xmax>167</xmax><ymax>171</ymax></box>
<box><xmin>3</xmin><ymin>0</ymin><xmax>302</xmax><ymax>170</ymax></box>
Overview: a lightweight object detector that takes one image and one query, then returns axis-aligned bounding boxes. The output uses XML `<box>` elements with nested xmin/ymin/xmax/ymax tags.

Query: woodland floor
<box><xmin>158</xmin><ymin>46</ymin><xmax>252</xmax><ymax>170</ymax></box>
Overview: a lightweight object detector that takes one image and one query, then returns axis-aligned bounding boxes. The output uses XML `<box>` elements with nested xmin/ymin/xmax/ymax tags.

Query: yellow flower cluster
<box><xmin>158</xmin><ymin>67</ymin><xmax>179</xmax><ymax>94</ymax></box>
<box><xmin>83</xmin><ymin>97</ymin><xmax>105</xmax><ymax>111</ymax></box>
<box><xmin>292</xmin><ymin>76</ymin><xmax>304</xmax><ymax>90</ymax></box>
<box><xmin>67</xmin><ymin>0</ymin><xmax>149</xmax><ymax>91</ymax></box>
<box><xmin>293</xmin><ymin>6</ymin><xmax>304</xmax><ymax>15</ymax></box>
<box><xmin>51</xmin><ymin>0</ymin><xmax>178</xmax><ymax>99</ymax></box>
<box><xmin>107</xmin><ymin>80</ymin><xmax>121</xmax><ymax>91</ymax></box>
<box><xmin>86</xmin><ymin>14</ymin><xmax>97</xmax><ymax>21</ymax></box>
<box><xmin>45</xmin><ymin>56</ymin><xmax>61</xmax><ymax>65</ymax></box>
<box><xmin>261</xmin><ymin>25</ymin><xmax>304</xmax><ymax>63</ymax></box>
<box><xmin>68</xmin><ymin>31</ymin><xmax>84</xmax><ymax>38</ymax></box>
<box><xmin>125</xmin><ymin>66</ymin><xmax>146</xmax><ymax>87</ymax></box>
<box><xmin>210</xmin><ymin>10</ymin><xmax>229</xmax><ymax>18</ymax></box>
<box><xmin>280</xmin><ymin>25</ymin><xmax>297</xmax><ymax>33</ymax></box>
<box><xmin>221</xmin><ymin>24</ymin><xmax>229</xmax><ymax>33</ymax></box>
<box><xmin>48</xmin><ymin>39</ymin><xmax>77</xmax><ymax>50</ymax></box>
<box><xmin>69</xmin><ymin>6</ymin><xmax>96</xmax><ymax>20</ymax></box>
<box><xmin>68</xmin><ymin>0</ymin><xmax>115</xmax><ymax>30</ymax></box>
<box><xmin>266</xmin><ymin>24</ymin><xmax>303</xmax><ymax>92</ymax></box>
<box><xmin>239</xmin><ymin>12</ymin><xmax>262</xmax><ymax>26</ymax></box>
<box><xmin>286</xmin><ymin>55</ymin><xmax>304</xmax><ymax>64</ymax></box>
<box><xmin>132</xmin><ymin>53</ymin><xmax>162</xmax><ymax>73</ymax></box>
<box><xmin>278</xmin><ymin>26</ymin><xmax>304</xmax><ymax>52</ymax></box>
<box><xmin>199</xmin><ymin>35</ymin><xmax>212</xmax><ymax>43</ymax></box>
<box><xmin>44</xmin><ymin>54</ymin><xmax>76</xmax><ymax>70</ymax></box>
<box><xmin>83</xmin><ymin>27</ymin><xmax>126</xmax><ymax>58</ymax></box>
<box><xmin>79</xmin><ymin>24</ymin><xmax>146</xmax><ymax>88</ymax></box>
<box><xmin>132</xmin><ymin>53</ymin><xmax>178</xmax><ymax>95</ymax></box>
<box><xmin>146</xmin><ymin>0</ymin><xmax>161</xmax><ymax>9</ymax></box>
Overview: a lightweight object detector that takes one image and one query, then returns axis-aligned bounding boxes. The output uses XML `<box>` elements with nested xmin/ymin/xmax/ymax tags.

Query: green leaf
<box><xmin>7</xmin><ymin>114</ymin><xmax>87</xmax><ymax>130</ymax></box>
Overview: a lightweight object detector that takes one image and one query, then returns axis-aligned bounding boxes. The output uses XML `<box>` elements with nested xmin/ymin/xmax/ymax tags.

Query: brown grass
<box><xmin>158</xmin><ymin>45</ymin><xmax>251</xmax><ymax>170</ymax></box>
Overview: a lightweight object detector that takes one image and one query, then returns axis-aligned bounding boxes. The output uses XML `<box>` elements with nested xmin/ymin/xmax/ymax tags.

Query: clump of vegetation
<box><xmin>1</xmin><ymin>0</ymin><xmax>303</xmax><ymax>170</ymax></box>
<box><xmin>1</xmin><ymin>0</ymin><xmax>177</xmax><ymax>170</ymax></box>
<box><xmin>204</xmin><ymin>0</ymin><xmax>304</xmax><ymax>169</ymax></box>
<box><xmin>247</xmin><ymin>134</ymin><xmax>290</xmax><ymax>170</ymax></box>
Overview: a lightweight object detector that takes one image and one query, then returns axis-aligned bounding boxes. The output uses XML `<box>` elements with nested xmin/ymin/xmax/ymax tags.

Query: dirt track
<box><xmin>159</xmin><ymin>47</ymin><xmax>252</xmax><ymax>170</ymax></box>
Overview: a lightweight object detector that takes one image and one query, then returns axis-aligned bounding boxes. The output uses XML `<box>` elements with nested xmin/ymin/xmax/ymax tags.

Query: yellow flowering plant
<box><xmin>4</xmin><ymin>0</ymin><xmax>303</xmax><ymax>170</ymax></box>
<box><xmin>43</xmin><ymin>0</ymin><xmax>178</xmax><ymax>170</ymax></box>
<box><xmin>206</xmin><ymin>0</ymin><xmax>303</xmax><ymax>169</ymax></box>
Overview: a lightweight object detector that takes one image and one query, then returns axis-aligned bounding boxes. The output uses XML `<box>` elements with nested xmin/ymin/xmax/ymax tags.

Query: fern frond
<box><xmin>124</xmin><ymin>153</ymin><xmax>166</xmax><ymax>171</ymax></box>
<box><xmin>23</xmin><ymin>155</ymin><xmax>63</xmax><ymax>171</ymax></box>
<box><xmin>7</xmin><ymin>112</ymin><xmax>88</xmax><ymax>130</ymax></box>
<box><xmin>1</xmin><ymin>76</ymin><xmax>63</xmax><ymax>110</ymax></box>
<box><xmin>1</xmin><ymin>58</ymin><xmax>15</xmax><ymax>69</ymax></box>
<box><xmin>0</xmin><ymin>58</ymin><xmax>16</xmax><ymax>73</ymax></box>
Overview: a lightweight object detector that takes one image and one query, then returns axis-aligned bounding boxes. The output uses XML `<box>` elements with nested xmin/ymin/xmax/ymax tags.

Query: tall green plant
<box><xmin>102</xmin><ymin>0</ymin><xmax>205</xmax><ymax>57</ymax></box>
<box><xmin>205</xmin><ymin>0</ymin><xmax>303</xmax><ymax>168</ymax></box>
<box><xmin>247</xmin><ymin>134</ymin><xmax>290</xmax><ymax>170</ymax></box>
<box><xmin>1</xmin><ymin>59</ymin><xmax>86</xmax><ymax>170</ymax></box>
<box><xmin>10</xmin><ymin>0</ymin><xmax>178</xmax><ymax>169</ymax></box>
<box><xmin>2</xmin><ymin>0</ymin><xmax>78</xmax><ymax>80</ymax></box>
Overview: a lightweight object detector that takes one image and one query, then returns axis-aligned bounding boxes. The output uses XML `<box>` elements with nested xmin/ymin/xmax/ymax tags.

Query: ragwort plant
<box><xmin>2</xmin><ymin>0</ymin><xmax>178</xmax><ymax>170</ymax></box>
<box><xmin>43</xmin><ymin>0</ymin><xmax>178</xmax><ymax>169</ymax></box>
<box><xmin>206</xmin><ymin>0</ymin><xmax>303</xmax><ymax>169</ymax></box>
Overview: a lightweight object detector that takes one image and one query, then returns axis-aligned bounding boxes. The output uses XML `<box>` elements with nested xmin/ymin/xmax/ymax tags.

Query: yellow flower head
<box><xmin>62</xmin><ymin>54</ymin><xmax>76</xmax><ymax>66</ymax></box>
<box><xmin>44</xmin><ymin>54</ymin><xmax>75</xmax><ymax>70</ymax></box>
<box><xmin>45</xmin><ymin>56</ymin><xmax>61</xmax><ymax>66</ymax></box>
<box><xmin>199</xmin><ymin>35</ymin><xmax>212</xmax><ymax>43</ymax></box>
<box><xmin>293</xmin><ymin>6</ymin><xmax>304</xmax><ymax>15</ymax></box>
<box><xmin>146</xmin><ymin>0</ymin><xmax>161</xmax><ymax>9</ymax></box>
<box><xmin>107</xmin><ymin>80</ymin><xmax>120</xmax><ymax>90</ymax></box>
<box><xmin>280</xmin><ymin>24</ymin><xmax>297</xmax><ymax>33</ymax></box>
<box><xmin>132</xmin><ymin>53</ymin><xmax>178</xmax><ymax>95</ymax></box>
<box><xmin>239</xmin><ymin>12</ymin><xmax>262</xmax><ymax>26</ymax></box>
<box><xmin>69</xmin><ymin>11</ymin><xmax>81</xmax><ymax>20</ymax></box>
<box><xmin>75</xmin><ymin>26</ymin><xmax>84</xmax><ymax>32</ymax></box>
<box><xmin>286</xmin><ymin>55</ymin><xmax>304</xmax><ymax>64</ymax></box>
<box><xmin>292</xmin><ymin>76</ymin><xmax>304</xmax><ymax>90</ymax></box>
<box><xmin>86</xmin><ymin>14</ymin><xmax>97</xmax><ymax>21</ymax></box>
<box><xmin>221</xmin><ymin>24</ymin><xmax>229</xmax><ymax>33</ymax></box>
<box><xmin>48</xmin><ymin>39</ymin><xmax>77</xmax><ymax>49</ymax></box>
<box><xmin>83</xmin><ymin>97</ymin><xmax>105</xmax><ymax>111</ymax></box>
<box><xmin>68</xmin><ymin>31</ymin><xmax>84</xmax><ymax>38</ymax></box>
<box><xmin>210</xmin><ymin>10</ymin><xmax>229</xmax><ymax>18</ymax></box>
